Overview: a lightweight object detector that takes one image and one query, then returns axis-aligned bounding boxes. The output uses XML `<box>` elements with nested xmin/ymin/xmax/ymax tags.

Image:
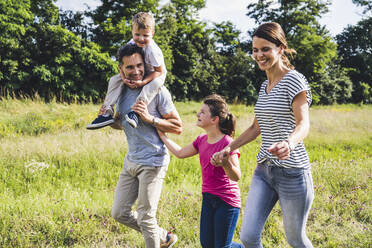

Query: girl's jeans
<box><xmin>200</xmin><ymin>192</ymin><xmax>244</xmax><ymax>248</ymax></box>
<box><xmin>240</xmin><ymin>161</ymin><xmax>314</xmax><ymax>248</ymax></box>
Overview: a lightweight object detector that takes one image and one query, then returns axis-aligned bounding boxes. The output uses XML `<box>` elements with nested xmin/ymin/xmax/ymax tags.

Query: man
<box><xmin>110</xmin><ymin>44</ymin><xmax>181</xmax><ymax>248</ymax></box>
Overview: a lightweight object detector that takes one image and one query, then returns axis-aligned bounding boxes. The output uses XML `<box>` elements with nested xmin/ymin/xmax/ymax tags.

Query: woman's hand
<box><xmin>211</xmin><ymin>147</ymin><xmax>231</xmax><ymax>167</ymax></box>
<box><xmin>268</xmin><ymin>141</ymin><xmax>291</xmax><ymax>160</ymax></box>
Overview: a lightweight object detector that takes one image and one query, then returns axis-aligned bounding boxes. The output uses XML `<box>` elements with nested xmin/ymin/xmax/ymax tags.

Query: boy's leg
<box><xmin>103</xmin><ymin>74</ymin><xmax>123</xmax><ymax>115</ymax></box>
<box><xmin>200</xmin><ymin>193</ymin><xmax>216</xmax><ymax>248</ymax></box>
<box><xmin>136</xmin><ymin>164</ymin><xmax>169</xmax><ymax>248</ymax></box>
<box><xmin>125</xmin><ymin>77</ymin><xmax>164</xmax><ymax>128</ymax></box>
<box><xmin>86</xmin><ymin>75</ymin><xmax>122</xmax><ymax>129</ymax></box>
<box><xmin>137</xmin><ymin>77</ymin><xmax>164</xmax><ymax>104</ymax></box>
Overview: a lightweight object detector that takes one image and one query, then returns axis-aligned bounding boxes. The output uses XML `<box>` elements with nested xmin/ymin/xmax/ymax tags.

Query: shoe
<box><xmin>160</xmin><ymin>232</ymin><xmax>178</xmax><ymax>248</ymax></box>
<box><xmin>125</xmin><ymin>111</ymin><xmax>139</xmax><ymax>128</ymax></box>
<box><xmin>86</xmin><ymin>115</ymin><xmax>115</xmax><ymax>130</ymax></box>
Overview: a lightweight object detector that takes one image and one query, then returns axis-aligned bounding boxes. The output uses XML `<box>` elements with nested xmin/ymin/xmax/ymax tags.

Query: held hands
<box><xmin>267</xmin><ymin>140</ymin><xmax>291</xmax><ymax>160</ymax></box>
<box><xmin>210</xmin><ymin>147</ymin><xmax>231</xmax><ymax>167</ymax></box>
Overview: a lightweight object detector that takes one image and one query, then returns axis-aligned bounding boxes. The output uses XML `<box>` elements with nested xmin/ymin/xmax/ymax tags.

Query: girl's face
<box><xmin>132</xmin><ymin>25</ymin><xmax>153</xmax><ymax>48</ymax></box>
<box><xmin>252</xmin><ymin>36</ymin><xmax>283</xmax><ymax>71</ymax></box>
<box><xmin>196</xmin><ymin>104</ymin><xmax>215</xmax><ymax>128</ymax></box>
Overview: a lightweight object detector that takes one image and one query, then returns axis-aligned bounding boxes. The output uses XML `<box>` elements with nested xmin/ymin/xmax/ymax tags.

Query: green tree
<box><xmin>1</xmin><ymin>0</ymin><xmax>116</xmax><ymax>102</ymax></box>
<box><xmin>352</xmin><ymin>0</ymin><xmax>372</xmax><ymax>14</ymax></box>
<box><xmin>0</xmin><ymin>0</ymin><xmax>33</xmax><ymax>93</ymax></box>
<box><xmin>158</xmin><ymin>0</ymin><xmax>221</xmax><ymax>101</ymax></box>
<box><xmin>336</xmin><ymin>17</ymin><xmax>372</xmax><ymax>103</ymax></box>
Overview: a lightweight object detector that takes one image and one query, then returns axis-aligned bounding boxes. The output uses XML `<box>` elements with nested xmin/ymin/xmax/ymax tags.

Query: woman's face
<box><xmin>252</xmin><ymin>36</ymin><xmax>283</xmax><ymax>71</ymax></box>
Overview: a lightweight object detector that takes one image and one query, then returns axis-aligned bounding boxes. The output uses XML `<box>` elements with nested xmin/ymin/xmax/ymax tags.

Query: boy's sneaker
<box><xmin>125</xmin><ymin>111</ymin><xmax>139</xmax><ymax>128</ymax></box>
<box><xmin>160</xmin><ymin>232</ymin><xmax>178</xmax><ymax>248</ymax></box>
<box><xmin>86</xmin><ymin>115</ymin><xmax>115</xmax><ymax>130</ymax></box>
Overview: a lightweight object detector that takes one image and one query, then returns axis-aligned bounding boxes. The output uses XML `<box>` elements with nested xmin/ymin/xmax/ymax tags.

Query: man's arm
<box><xmin>131</xmin><ymin>101</ymin><xmax>182</xmax><ymax>134</ymax></box>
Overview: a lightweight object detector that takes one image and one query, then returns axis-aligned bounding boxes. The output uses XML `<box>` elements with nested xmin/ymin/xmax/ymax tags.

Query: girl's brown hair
<box><xmin>203</xmin><ymin>94</ymin><xmax>236</xmax><ymax>137</ymax></box>
<box><xmin>253</xmin><ymin>22</ymin><xmax>296</xmax><ymax>70</ymax></box>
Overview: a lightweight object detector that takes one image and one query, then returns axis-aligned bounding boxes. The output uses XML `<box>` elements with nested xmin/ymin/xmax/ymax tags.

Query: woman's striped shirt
<box><xmin>254</xmin><ymin>70</ymin><xmax>312</xmax><ymax>169</ymax></box>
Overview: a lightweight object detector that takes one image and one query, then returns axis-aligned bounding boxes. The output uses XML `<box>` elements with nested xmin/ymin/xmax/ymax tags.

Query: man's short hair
<box><xmin>132</xmin><ymin>12</ymin><xmax>155</xmax><ymax>31</ymax></box>
<box><xmin>116</xmin><ymin>44</ymin><xmax>144</xmax><ymax>65</ymax></box>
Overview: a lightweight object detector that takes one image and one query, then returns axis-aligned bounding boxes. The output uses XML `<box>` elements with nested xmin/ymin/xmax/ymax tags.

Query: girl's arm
<box><xmin>158</xmin><ymin>130</ymin><xmax>198</xmax><ymax>159</ymax></box>
<box><xmin>221</xmin><ymin>153</ymin><xmax>241</xmax><ymax>182</ymax></box>
<box><xmin>268</xmin><ymin>91</ymin><xmax>310</xmax><ymax>159</ymax></box>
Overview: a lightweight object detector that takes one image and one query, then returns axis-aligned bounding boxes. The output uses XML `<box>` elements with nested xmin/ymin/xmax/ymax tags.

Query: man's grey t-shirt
<box><xmin>116</xmin><ymin>85</ymin><xmax>175</xmax><ymax>167</ymax></box>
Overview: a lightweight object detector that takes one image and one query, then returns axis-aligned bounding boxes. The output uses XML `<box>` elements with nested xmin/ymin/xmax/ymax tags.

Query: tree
<box><xmin>336</xmin><ymin>17</ymin><xmax>372</xmax><ymax>103</ymax></box>
<box><xmin>0</xmin><ymin>0</ymin><xmax>33</xmax><ymax>92</ymax></box>
<box><xmin>352</xmin><ymin>0</ymin><xmax>372</xmax><ymax>14</ymax></box>
<box><xmin>157</xmin><ymin>0</ymin><xmax>221</xmax><ymax>101</ymax></box>
<box><xmin>0</xmin><ymin>0</ymin><xmax>117</xmax><ymax>102</ymax></box>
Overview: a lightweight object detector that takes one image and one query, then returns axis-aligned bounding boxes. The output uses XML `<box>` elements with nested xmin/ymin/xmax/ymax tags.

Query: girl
<box><xmin>158</xmin><ymin>94</ymin><xmax>243</xmax><ymax>248</ymax></box>
<box><xmin>212</xmin><ymin>22</ymin><xmax>314</xmax><ymax>248</ymax></box>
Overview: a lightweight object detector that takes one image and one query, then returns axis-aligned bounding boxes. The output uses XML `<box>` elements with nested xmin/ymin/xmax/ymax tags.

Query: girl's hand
<box><xmin>268</xmin><ymin>141</ymin><xmax>291</xmax><ymax>160</ymax></box>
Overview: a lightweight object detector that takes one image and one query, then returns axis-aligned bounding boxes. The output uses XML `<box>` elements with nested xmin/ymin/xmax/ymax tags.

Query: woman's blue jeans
<box><xmin>200</xmin><ymin>193</ymin><xmax>244</xmax><ymax>248</ymax></box>
<box><xmin>240</xmin><ymin>161</ymin><xmax>314</xmax><ymax>248</ymax></box>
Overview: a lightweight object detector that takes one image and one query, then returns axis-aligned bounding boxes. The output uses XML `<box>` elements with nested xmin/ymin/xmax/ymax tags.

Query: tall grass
<box><xmin>0</xmin><ymin>99</ymin><xmax>371</xmax><ymax>247</ymax></box>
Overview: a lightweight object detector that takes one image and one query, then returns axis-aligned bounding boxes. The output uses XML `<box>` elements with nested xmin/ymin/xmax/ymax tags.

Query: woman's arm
<box><xmin>268</xmin><ymin>91</ymin><xmax>310</xmax><ymax>159</ymax></box>
<box><xmin>211</xmin><ymin>116</ymin><xmax>260</xmax><ymax>165</ymax></box>
<box><xmin>229</xmin><ymin>116</ymin><xmax>261</xmax><ymax>151</ymax></box>
<box><xmin>157</xmin><ymin>130</ymin><xmax>198</xmax><ymax>159</ymax></box>
<box><xmin>221</xmin><ymin>153</ymin><xmax>241</xmax><ymax>182</ymax></box>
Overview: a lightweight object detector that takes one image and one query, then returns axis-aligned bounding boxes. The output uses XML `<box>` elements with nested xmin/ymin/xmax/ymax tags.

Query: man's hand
<box><xmin>131</xmin><ymin>101</ymin><xmax>152</xmax><ymax>123</ymax></box>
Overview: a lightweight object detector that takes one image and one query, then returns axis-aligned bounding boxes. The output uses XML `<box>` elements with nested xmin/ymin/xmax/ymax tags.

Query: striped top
<box><xmin>254</xmin><ymin>70</ymin><xmax>312</xmax><ymax>169</ymax></box>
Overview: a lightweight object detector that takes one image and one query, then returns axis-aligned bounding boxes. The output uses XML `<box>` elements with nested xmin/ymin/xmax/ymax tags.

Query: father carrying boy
<box><xmin>87</xmin><ymin>12</ymin><xmax>167</xmax><ymax>129</ymax></box>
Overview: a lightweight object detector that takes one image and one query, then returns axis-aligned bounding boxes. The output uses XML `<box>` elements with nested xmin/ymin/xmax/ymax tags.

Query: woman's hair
<box><xmin>252</xmin><ymin>22</ymin><xmax>296</xmax><ymax>70</ymax></box>
<box><xmin>203</xmin><ymin>94</ymin><xmax>236</xmax><ymax>137</ymax></box>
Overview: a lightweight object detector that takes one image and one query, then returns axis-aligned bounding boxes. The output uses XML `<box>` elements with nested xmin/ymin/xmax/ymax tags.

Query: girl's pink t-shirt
<box><xmin>192</xmin><ymin>134</ymin><xmax>241</xmax><ymax>208</ymax></box>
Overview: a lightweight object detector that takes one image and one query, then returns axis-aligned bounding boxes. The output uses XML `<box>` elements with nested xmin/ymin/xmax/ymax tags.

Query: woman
<box><xmin>212</xmin><ymin>22</ymin><xmax>314</xmax><ymax>248</ymax></box>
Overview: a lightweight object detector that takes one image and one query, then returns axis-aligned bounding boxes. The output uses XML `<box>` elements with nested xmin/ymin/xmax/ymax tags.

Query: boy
<box><xmin>87</xmin><ymin>12</ymin><xmax>167</xmax><ymax>129</ymax></box>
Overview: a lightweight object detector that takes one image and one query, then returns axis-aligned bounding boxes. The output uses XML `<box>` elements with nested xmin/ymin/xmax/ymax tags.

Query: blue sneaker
<box><xmin>86</xmin><ymin>115</ymin><xmax>115</xmax><ymax>130</ymax></box>
<box><xmin>125</xmin><ymin>111</ymin><xmax>139</xmax><ymax>128</ymax></box>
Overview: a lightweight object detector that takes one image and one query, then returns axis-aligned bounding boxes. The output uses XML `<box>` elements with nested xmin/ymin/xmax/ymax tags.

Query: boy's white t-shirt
<box><xmin>128</xmin><ymin>39</ymin><xmax>167</xmax><ymax>77</ymax></box>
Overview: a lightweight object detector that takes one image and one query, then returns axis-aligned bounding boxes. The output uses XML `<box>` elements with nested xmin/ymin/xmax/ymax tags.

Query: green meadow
<box><xmin>0</xmin><ymin>98</ymin><xmax>371</xmax><ymax>247</ymax></box>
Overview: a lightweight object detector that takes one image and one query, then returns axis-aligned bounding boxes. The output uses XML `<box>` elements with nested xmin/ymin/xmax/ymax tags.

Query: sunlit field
<box><xmin>0</xmin><ymin>98</ymin><xmax>371</xmax><ymax>247</ymax></box>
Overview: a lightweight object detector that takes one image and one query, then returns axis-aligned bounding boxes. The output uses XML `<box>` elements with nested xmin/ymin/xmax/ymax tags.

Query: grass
<box><xmin>0</xmin><ymin>98</ymin><xmax>371</xmax><ymax>247</ymax></box>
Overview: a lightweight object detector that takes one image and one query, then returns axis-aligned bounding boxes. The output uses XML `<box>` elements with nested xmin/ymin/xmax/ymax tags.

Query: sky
<box><xmin>55</xmin><ymin>0</ymin><xmax>365</xmax><ymax>37</ymax></box>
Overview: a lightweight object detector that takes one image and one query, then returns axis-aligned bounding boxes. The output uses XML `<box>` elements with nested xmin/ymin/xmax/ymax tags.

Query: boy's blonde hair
<box><xmin>132</xmin><ymin>12</ymin><xmax>155</xmax><ymax>31</ymax></box>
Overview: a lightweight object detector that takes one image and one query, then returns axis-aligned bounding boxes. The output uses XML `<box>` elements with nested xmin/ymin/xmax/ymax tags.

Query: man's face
<box><xmin>119</xmin><ymin>53</ymin><xmax>144</xmax><ymax>81</ymax></box>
